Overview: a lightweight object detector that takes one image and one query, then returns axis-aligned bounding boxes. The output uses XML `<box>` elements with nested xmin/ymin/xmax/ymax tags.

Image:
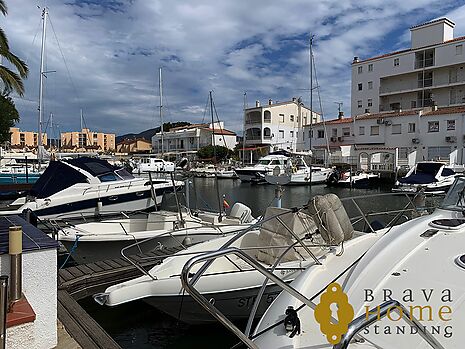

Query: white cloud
<box><xmin>1</xmin><ymin>0</ymin><xmax>464</xmax><ymax>136</ymax></box>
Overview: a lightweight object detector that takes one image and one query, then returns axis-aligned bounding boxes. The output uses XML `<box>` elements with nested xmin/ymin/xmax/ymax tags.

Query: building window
<box><xmin>290</xmin><ymin>130</ymin><xmax>294</xmax><ymax>137</ymax></box>
<box><xmin>264</xmin><ymin>127</ymin><xmax>272</xmax><ymax>139</ymax></box>
<box><xmin>357</xmin><ymin>100</ymin><xmax>362</xmax><ymax>108</ymax></box>
<box><xmin>279</xmin><ymin>114</ymin><xmax>285</xmax><ymax>122</ymax></box>
<box><xmin>358</xmin><ymin>66</ymin><xmax>363</xmax><ymax>74</ymax></box>
<box><xmin>411</xmin><ymin>101</ymin><xmax>417</xmax><ymax>108</ymax></box>
<box><xmin>264</xmin><ymin>110</ymin><xmax>272</xmax><ymax>123</ymax></box>
<box><xmin>394</xmin><ymin>58</ymin><xmax>399</xmax><ymax>66</ymax></box>
<box><xmin>279</xmin><ymin>130</ymin><xmax>284</xmax><ymax>138</ymax></box>
<box><xmin>428</xmin><ymin>121</ymin><xmax>439</xmax><ymax>133</ymax></box>
<box><xmin>408</xmin><ymin>123</ymin><xmax>416</xmax><ymax>133</ymax></box>
<box><xmin>370</xmin><ymin>125</ymin><xmax>380</xmax><ymax>136</ymax></box>
<box><xmin>290</xmin><ymin>115</ymin><xmax>294</xmax><ymax>122</ymax></box>
<box><xmin>359</xmin><ymin>126</ymin><xmax>365</xmax><ymax>135</ymax></box>
<box><xmin>367</xmin><ymin>99</ymin><xmax>373</xmax><ymax>107</ymax></box>
<box><xmin>447</xmin><ymin>120</ymin><xmax>456</xmax><ymax>131</ymax></box>
<box><xmin>456</xmin><ymin>45</ymin><xmax>463</xmax><ymax>55</ymax></box>
<box><xmin>358</xmin><ymin>83</ymin><xmax>362</xmax><ymax>91</ymax></box>
<box><xmin>317</xmin><ymin>130</ymin><xmax>325</xmax><ymax>138</ymax></box>
<box><xmin>368</xmin><ymin>64</ymin><xmax>373</xmax><ymax>72</ymax></box>
<box><xmin>368</xmin><ymin>81</ymin><xmax>373</xmax><ymax>89</ymax></box>
<box><xmin>342</xmin><ymin>127</ymin><xmax>350</xmax><ymax>137</ymax></box>
<box><xmin>392</xmin><ymin>124</ymin><xmax>401</xmax><ymax>134</ymax></box>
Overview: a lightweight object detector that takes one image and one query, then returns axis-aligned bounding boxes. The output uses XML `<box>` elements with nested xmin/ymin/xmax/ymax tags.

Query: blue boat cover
<box><xmin>398</xmin><ymin>162</ymin><xmax>447</xmax><ymax>184</ymax></box>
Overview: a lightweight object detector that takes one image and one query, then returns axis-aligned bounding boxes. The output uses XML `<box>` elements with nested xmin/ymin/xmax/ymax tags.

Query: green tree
<box><xmin>0</xmin><ymin>0</ymin><xmax>29</xmax><ymax>96</ymax></box>
<box><xmin>0</xmin><ymin>94</ymin><xmax>19</xmax><ymax>142</ymax></box>
<box><xmin>197</xmin><ymin>145</ymin><xmax>231</xmax><ymax>162</ymax></box>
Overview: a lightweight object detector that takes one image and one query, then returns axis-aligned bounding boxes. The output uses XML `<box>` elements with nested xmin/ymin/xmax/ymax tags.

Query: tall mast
<box><xmin>38</xmin><ymin>8</ymin><xmax>48</xmax><ymax>160</ymax></box>
<box><xmin>309</xmin><ymin>34</ymin><xmax>314</xmax><ymax>152</ymax></box>
<box><xmin>209</xmin><ymin>91</ymin><xmax>223</xmax><ymax>221</ymax></box>
<box><xmin>159</xmin><ymin>67</ymin><xmax>164</xmax><ymax>157</ymax></box>
<box><xmin>80</xmin><ymin>109</ymin><xmax>83</xmax><ymax>130</ymax></box>
<box><xmin>242</xmin><ymin>92</ymin><xmax>247</xmax><ymax>165</ymax></box>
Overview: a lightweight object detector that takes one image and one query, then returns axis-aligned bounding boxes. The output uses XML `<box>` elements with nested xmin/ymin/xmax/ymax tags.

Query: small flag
<box><xmin>223</xmin><ymin>199</ymin><xmax>230</xmax><ymax>209</ymax></box>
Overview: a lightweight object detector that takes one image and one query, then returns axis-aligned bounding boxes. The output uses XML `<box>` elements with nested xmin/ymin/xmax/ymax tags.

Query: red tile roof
<box><xmin>202</xmin><ymin>128</ymin><xmax>236</xmax><ymax>136</ymax></box>
<box><xmin>313</xmin><ymin>117</ymin><xmax>354</xmax><ymax>126</ymax></box>
<box><xmin>312</xmin><ymin>105</ymin><xmax>465</xmax><ymax>127</ymax></box>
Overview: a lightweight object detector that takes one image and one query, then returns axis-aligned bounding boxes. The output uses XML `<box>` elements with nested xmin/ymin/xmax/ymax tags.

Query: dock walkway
<box><xmin>57</xmin><ymin>246</ymin><xmax>183</xmax><ymax>349</ymax></box>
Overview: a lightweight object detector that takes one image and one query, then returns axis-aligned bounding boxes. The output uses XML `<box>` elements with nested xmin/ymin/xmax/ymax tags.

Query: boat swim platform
<box><xmin>57</xmin><ymin>246</ymin><xmax>183</xmax><ymax>349</ymax></box>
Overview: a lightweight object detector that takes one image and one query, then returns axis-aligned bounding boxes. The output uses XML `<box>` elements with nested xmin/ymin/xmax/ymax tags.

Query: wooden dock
<box><xmin>57</xmin><ymin>246</ymin><xmax>183</xmax><ymax>349</ymax></box>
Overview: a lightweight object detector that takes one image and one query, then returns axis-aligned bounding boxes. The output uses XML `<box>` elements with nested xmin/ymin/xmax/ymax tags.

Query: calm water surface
<box><xmin>80</xmin><ymin>178</ymin><xmax>415</xmax><ymax>349</ymax></box>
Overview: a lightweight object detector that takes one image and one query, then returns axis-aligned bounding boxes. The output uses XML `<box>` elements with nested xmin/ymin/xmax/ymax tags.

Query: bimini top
<box><xmin>31</xmin><ymin>157</ymin><xmax>135</xmax><ymax>199</ymax></box>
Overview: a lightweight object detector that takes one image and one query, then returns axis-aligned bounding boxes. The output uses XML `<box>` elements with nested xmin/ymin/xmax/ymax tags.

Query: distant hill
<box><xmin>116</xmin><ymin>122</ymin><xmax>191</xmax><ymax>143</ymax></box>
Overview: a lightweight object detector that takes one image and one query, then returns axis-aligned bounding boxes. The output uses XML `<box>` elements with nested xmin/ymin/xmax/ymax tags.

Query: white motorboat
<box><xmin>0</xmin><ymin>157</ymin><xmax>181</xmax><ymax>219</ymax></box>
<box><xmin>327</xmin><ymin>170</ymin><xmax>379</xmax><ymax>188</ymax></box>
<box><xmin>132</xmin><ymin>156</ymin><xmax>175</xmax><ymax>174</ymax></box>
<box><xmin>191</xmin><ymin>165</ymin><xmax>216</xmax><ymax>178</ymax></box>
<box><xmin>394</xmin><ymin>161</ymin><xmax>458</xmax><ymax>194</ymax></box>
<box><xmin>235</xmin><ymin>152</ymin><xmax>289</xmax><ymax>183</ymax></box>
<box><xmin>95</xmin><ymin>193</ymin><xmax>390</xmax><ymax>323</ymax></box>
<box><xmin>57</xmin><ymin>202</ymin><xmax>254</xmax><ymax>264</ymax></box>
<box><xmin>250</xmin><ymin>177</ymin><xmax>465</xmax><ymax>349</ymax></box>
<box><xmin>265</xmin><ymin>156</ymin><xmax>332</xmax><ymax>185</ymax></box>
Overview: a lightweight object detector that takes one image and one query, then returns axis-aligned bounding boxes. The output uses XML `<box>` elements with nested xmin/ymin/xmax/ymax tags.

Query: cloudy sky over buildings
<box><xmin>4</xmin><ymin>0</ymin><xmax>465</xmax><ymax>136</ymax></box>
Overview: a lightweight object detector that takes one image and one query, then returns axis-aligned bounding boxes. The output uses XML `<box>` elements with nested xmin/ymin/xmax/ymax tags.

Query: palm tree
<box><xmin>0</xmin><ymin>0</ymin><xmax>28</xmax><ymax>96</ymax></box>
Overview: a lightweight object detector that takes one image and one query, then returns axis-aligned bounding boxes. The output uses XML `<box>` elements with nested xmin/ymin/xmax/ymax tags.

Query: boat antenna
<box><xmin>209</xmin><ymin>91</ymin><xmax>223</xmax><ymax>221</ymax></box>
<box><xmin>159</xmin><ymin>67</ymin><xmax>164</xmax><ymax>158</ymax></box>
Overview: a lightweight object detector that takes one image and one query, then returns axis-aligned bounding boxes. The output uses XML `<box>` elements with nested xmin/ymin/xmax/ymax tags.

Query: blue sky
<box><xmin>3</xmin><ymin>0</ymin><xmax>465</xmax><ymax>137</ymax></box>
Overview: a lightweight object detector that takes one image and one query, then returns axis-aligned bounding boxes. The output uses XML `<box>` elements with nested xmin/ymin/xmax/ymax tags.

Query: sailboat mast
<box><xmin>80</xmin><ymin>109</ymin><xmax>83</xmax><ymax>130</ymax></box>
<box><xmin>309</xmin><ymin>34</ymin><xmax>314</xmax><ymax>152</ymax></box>
<box><xmin>38</xmin><ymin>8</ymin><xmax>48</xmax><ymax>159</ymax></box>
<box><xmin>159</xmin><ymin>67</ymin><xmax>164</xmax><ymax>157</ymax></box>
<box><xmin>242</xmin><ymin>92</ymin><xmax>247</xmax><ymax>166</ymax></box>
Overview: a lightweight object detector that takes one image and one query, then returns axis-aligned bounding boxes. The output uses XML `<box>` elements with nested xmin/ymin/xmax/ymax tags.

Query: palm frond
<box><xmin>0</xmin><ymin>0</ymin><xmax>7</xmax><ymax>16</ymax></box>
<box><xmin>0</xmin><ymin>66</ymin><xmax>25</xmax><ymax>96</ymax></box>
<box><xmin>0</xmin><ymin>27</ymin><xmax>10</xmax><ymax>51</ymax></box>
<box><xmin>1</xmin><ymin>50</ymin><xmax>28</xmax><ymax>78</ymax></box>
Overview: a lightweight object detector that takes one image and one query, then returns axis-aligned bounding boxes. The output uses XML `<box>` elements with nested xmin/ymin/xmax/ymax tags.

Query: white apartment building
<box><xmin>244</xmin><ymin>98</ymin><xmax>320</xmax><ymax>153</ymax></box>
<box><xmin>152</xmin><ymin>121</ymin><xmax>237</xmax><ymax>154</ymax></box>
<box><xmin>306</xmin><ymin>106</ymin><xmax>465</xmax><ymax>169</ymax></box>
<box><xmin>352</xmin><ymin>18</ymin><xmax>465</xmax><ymax>117</ymax></box>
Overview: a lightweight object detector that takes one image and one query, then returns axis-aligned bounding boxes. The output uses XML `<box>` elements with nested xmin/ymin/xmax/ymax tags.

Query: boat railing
<box><xmin>333</xmin><ymin>299</ymin><xmax>445</xmax><ymax>349</ymax></box>
<box><xmin>112</xmin><ymin>191</ymin><xmax>435</xmax><ymax>284</ymax></box>
<box><xmin>177</xmin><ymin>191</ymin><xmax>440</xmax><ymax>348</ymax></box>
<box><xmin>181</xmin><ymin>246</ymin><xmax>320</xmax><ymax>349</ymax></box>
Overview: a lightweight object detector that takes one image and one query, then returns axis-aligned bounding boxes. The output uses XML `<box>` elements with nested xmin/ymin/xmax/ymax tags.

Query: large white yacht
<box><xmin>235</xmin><ymin>152</ymin><xmax>289</xmax><ymax>183</ymax></box>
<box><xmin>265</xmin><ymin>156</ymin><xmax>333</xmax><ymax>185</ymax></box>
<box><xmin>0</xmin><ymin>157</ymin><xmax>181</xmax><ymax>219</ymax></box>
<box><xmin>249</xmin><ymin>177</ymin><xmax>465</xmax><ymax>349</ymax></box>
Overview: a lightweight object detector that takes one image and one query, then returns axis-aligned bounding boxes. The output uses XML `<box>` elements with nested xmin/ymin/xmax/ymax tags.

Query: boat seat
<box><xmin>255</xmin><ymin>207</ymin><xmax>319</xmax><ymax>265</ymax></box>
<box><xmin>228</xmin><ymin>202</ymin><xmax>253</xmax><ymax>224</ymax></box>
<box><xmin>306</xmin><ymin>193</ymin><xmax>354</xmax><ymax>245</ymax></box>
<box><xmin>145</xmin><ymin>211</ymin><xmax>180</xmax><ymax>231</ymax></box>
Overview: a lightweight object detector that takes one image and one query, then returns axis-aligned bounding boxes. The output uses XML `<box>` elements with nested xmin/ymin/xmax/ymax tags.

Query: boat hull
<box><xmin>144</xmin><ymin>285</ymin><xmax>282</xmax><ymax>324</ymax></box>
<box><xmin>234</xmin><ymin>169</ymin><xmax>268</xmax><ymax>183</ymax></box>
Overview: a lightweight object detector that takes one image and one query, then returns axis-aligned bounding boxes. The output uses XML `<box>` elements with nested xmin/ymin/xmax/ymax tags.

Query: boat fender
<box><xmin>96</xmin><ymin>200</ymin><xmax>103</xmax><ymax>214</ymax></box>
<box><xmin>284</xmin><ymin>306</ymin><xmax>301</xmax><ymax>338</ymax></box>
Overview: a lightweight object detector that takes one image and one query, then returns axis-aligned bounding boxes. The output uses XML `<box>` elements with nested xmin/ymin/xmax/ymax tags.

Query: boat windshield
<box><xmin>258</xmin><ymin>160</ymin><xmax>271</xmax><ymax>165</ymax></box>
<box><xmin>441</xmin><ymin>177</ymin><xmax>465</xmax><ymax>211</ymax></box>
